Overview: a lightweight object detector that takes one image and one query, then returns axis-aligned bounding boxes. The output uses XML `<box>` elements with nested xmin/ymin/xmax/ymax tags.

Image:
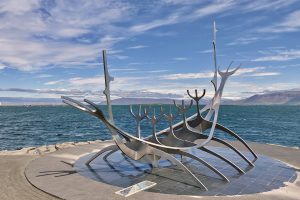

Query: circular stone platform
<box><xmin>25</xmin><ymin>141</ymin><xmax>300</xmax><ymax>200</ymax></box>
<box><xmin>74</xmin><ymin>147</ymin><xmax>296</xmax><ymax>196</ymax></box>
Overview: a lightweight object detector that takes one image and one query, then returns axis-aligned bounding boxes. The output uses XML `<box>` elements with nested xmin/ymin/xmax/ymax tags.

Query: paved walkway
<box><xmin>0</xmin><ymin>142</ymin><xmax>300</xmax><ymax>200</ymax></box>
<box><xmin>0</xmin><ymin>155</ymin><xmax>58</xmax><ymax>200</ymax></box>
<box><xmin>23</xmin><ymin>141</ymin><xmax>300</xmax><ymax>200</ymax></box>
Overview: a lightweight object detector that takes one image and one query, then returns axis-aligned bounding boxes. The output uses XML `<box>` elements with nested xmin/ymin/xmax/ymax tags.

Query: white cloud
<box><xmin>66</xmin><ymin>75</ymin><xmax>145</xmax><ymax>91</ymax></box>
<box><xmin>1</xmin><ymin>0</ymin><xmax>289</xmax><ymax>73</ymax></box>
<box><xmin>44</xmin><ymin>80</ymin><xmax>64</xmax><ymax>85</ymax></box>
<box><xmin>253</xmin><ymin>49</ymin><xmax>300</xmax><ymax>61</ymax></box>
<box><xmin>241</xmin><ymin>0</ymin><xmax>297</xmax><ymax>12</ymax></box>
<box><xmin>0</xmin><ymin>64</ymin><xmax>6</xmax><ymax>70</ymax></box>
<box><xmin>129</xmin><ymin>13</ymin><xmax>181</xmax><ymax>33</ymax></box>
<box><xmin>161</xmin><ymin>66</ymin><xmax>279</xmax><ymax>80</ymax></box>
<box><xmin>198</xmin><ymin>49</ymin><xmax>213</xmax><ymax>54</ymax></box>
<box><xmin>191</xmin><ymin>0</ymin><xmax>235</xmax><ymax>18</ymax></box>
<box><xmin>0</xmin><ymin>0</ymin><xmax>134</xmax><ymax>71</ymax></box>
<box><xmin>258</xmin><ymin>10</ymin><xmax>300</xmax><ymax>33</ymax></box>
<box><xmin>162</xmin><ymin>0</ymin><xmax>202</xmax><ymax>5</ymax></box>
<box><xmin>68</xmin><ymin>76</ymin><xmax>104</xmax><ymax>87</ymax></box>
<box><xmin>147</xmin><ymin>70</ymin><xmax>169</xmax><ymax>73</ymax></box>
<box><xmin>174</xmin><ymin>57</ymin><xmax>188</xmax><ymax>61</ymax></box>
<box><xmin>110</xmin><ymin>68</ymin><xmax>137</xmax><ymax>72</ymax></box>
<box><xmin>129</xmin><ymin>0</ymin><xmax>235</xmax><ymax>33</ymax></box>
<box><xmin>227</xmin><ymin>37</ymin><xmax>259</xmax><ymax>46</ymax></box>
<box><xmin>247</xmin><ymin>72</ymin><xmax>280</xmax><ymax>76</ymax></box>
<box><xmin>162</xmin><ymin>71</ymin><xmax>213</xmax><ymax>80</ymax></box>
<box><xmin>127</xmin><ymin>45</ymin><xmax>148</xmax><ymax>49</ymax></box>
<box><xmin>0</xmin><ymin>0</ymin><xmax>39</xmax><ymax>15</ymax></box>
<box><xmin>37</xmin><ymin>74</ymin><xmax>53</xmax><ymax>78</ymax></box>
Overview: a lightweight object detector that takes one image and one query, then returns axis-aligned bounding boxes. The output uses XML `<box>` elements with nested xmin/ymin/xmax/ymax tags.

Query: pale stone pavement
<box><xmin>0</xmin><ymin>155</ymin><xmax>60</xmax><ymax>200</ymax></box>
<box><xmin>1</xmin><ymin>141</ymin><xmax>299</xmax><ymax>200</ymax></box>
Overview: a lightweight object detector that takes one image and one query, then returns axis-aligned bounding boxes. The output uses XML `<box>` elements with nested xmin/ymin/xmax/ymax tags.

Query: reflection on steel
<box><xmin>212</xmin><ymin>21</ymin><xmax>218</xmax><ymax>92</ymax></box>
<box><xmin>62</xmin><ymin>22</ymin><xmax>258</xmax><ymax>191</ymax></box>
<box><xmin>102</xmin><ymin>50</ymin><xmax>114</xmax><ymax>124</ymax></box>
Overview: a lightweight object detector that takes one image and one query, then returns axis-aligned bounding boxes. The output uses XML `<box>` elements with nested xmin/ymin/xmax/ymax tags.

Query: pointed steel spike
<box><xmin>187</xmin><ymin>89</ymin><xmax>192</xmax><ymax>99</ymax></box>
<box><xmin>227</xmin><ymin>61</ymin><xmax>234</xmax><ymax>72</ymax></box>
<box><xmin>139</xmin><ymin>105</ymin><xmax>142</xmax><ymax>116</ymax></box>
<box><xmin>188</xmin><ymin>100</ymin><xmax>193</xmax><ymax>108</ymax></box>
<box><xmin>173</xmin><ymin>100</ymin><xmax>178</xmax><ymax>108</ymax></box>
<box><xmin>102</xmin><ymin>50</ymin><xmax>114</xmax><ymax>123</ymax></box>
<box><xmin>129</xmin><ymin>105</ymin><xmax>135</xmax><ymax>117</ymax></box>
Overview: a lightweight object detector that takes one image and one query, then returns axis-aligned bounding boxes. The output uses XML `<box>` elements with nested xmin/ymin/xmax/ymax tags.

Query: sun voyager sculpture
<box><xmin>62</xmin><ymin>22</ymin><xmax>258</xmax><ymax>191</ymax></box>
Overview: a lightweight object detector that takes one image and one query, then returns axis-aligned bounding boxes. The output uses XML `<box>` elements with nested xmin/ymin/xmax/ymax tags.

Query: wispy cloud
<box><xmin>162</xmin><ymin>72</ymin><xmax>213</xmax><ymax>80</ymax></box>
<box><xmin>0</xmin><ymin>0</ymin><xmax>299</xmax><ymax>101</ymax></box>
<box><xmin>190</xmin><ymin>0</ymin><xmax>235</xmax><ymax>19</ymax></box>
<box><xmin>44</xmin><ymin>80</ymin><xmax>65</xmax><ymax>85</ymax></box>
<box><xmin>129</xmin><ymin>13</ymin><xmax>182</xmax><ymax>33</ymax></box>
<box><xmin>0</xmin><ymin>64</ymin><xmax>6</xmax><ymax>70</ymax></box>
<box><xmin>37</xmin><ymin>74</ymin><xmax>53</xmax><ymax>78</ymax></box>
<box><xmin>198</xmin><ymin>49</ymin><xmax>213</xmax><ymax>54</ymax></box>
<box><xmin>246</xmin><ymin>72</ymin><xmax>280</xmax><ymax>76</ymax></box>
<box><xmin>0</xmin><ymin>87</ymin><xmax>92</xmax><ymax>96</ymax></box>
<box><xmin>110</xmin><ymin>68</ymin><xmax>137</xmax><ymax>72</ymax></box>
<box><xmin>0</xmin><ymin>0</ymin><xmax>134</xmax><ymax>71</ymax></box>
<box><xmin>129</xmin><ymin>0</ymin><xmax>235</xmax><ymax>33</ymax></box>
<box><xmin>227</xmin><ymin>37</ymin><xmax>259</xmax><ymax>46</ymax></box>
<box><xmin>253</xmin><ymin>49</ymin><xmax>300</xmax><ymax>61</ymax></box>
<box><xmin>148</xmin><ymin>70</ymin><xmax>169</xmax><ymax>73</ymax></box>
<box><xmin>0</xmin><ymin>87</ymin><xmax>182</xmax><ymax>100</ymax></box>
<box><xmin>174</xmin><ymin>57</ymin><xmax>188</xmax><ymax>61</ymax></box>
<box><xmin>258</xmin><ymin>10</ymin><xmax>300</xmax><ymax>33</ymax></box>
<box><xmin>161</xmin><ymin>67</ymin><xmax>279</xmax><ymax>80</ymax></box>
<box><xmin>127</xmin><ymin>45</ymin><xmax>148</xmax><ymax>49</ymax></box>
<box><xmin>240</xmin><ymin>0</ymin><xmax>298</xmax><ymax>12</ymax></box>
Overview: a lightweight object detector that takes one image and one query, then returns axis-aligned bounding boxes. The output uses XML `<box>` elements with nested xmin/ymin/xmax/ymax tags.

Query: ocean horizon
<box><xmin>0</xmin><ymin>105</ymin><xmax>299</xmax><ymax>151</ymax></box>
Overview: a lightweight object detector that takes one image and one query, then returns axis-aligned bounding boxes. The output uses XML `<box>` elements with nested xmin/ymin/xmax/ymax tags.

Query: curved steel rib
<box><xmin>177</xmin><ymin>150</ymin><xmax>229</xmax><ymax>182</ymax></box>
<box><xmin>215</xmin><ymin>123</ymin><xmax>258</xmax><ymax>160</ymax></box>
<box><xmin>150</xmin><ymin>63</ymin><xmax>257</xmax><ymax>166</ymax></box>
<box><xmin>196</xmin><ymin>133</ymin><xmax>254</xmax><ymax>166</ymax></box>
<box><xmin>150</xmin><ymin>148</ymin><xmax>208</xmax><ymax>190</ymax></box>
<box><xmin>62</xmin><ymin>96</ymin><xmax>209</xmax><ymax>190</ymax></box>
<box><xmin>184</xmin><ymin>113</ymin><xmax>257</xmax><ymax>164</ymax></box>
<box><xmin>172</xmin><ymin>96</ymin><xmax>244</xmax><ymax>174</ymax></box>
<box><xmin>200</xmin><ymin>147</ymin><xmax>245</xmax><ymax>174</ymax></box>
<box><xmin>148</xmin><ymin>104</ymin><xmax>230</xmax><ymax>181</ymax></box>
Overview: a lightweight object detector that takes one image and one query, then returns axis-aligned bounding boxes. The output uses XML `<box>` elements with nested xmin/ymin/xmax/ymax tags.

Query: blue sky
<box><xmin>0</xmin><ymin>0</ymin><xmax>300</xmax><ymax>102</ymax></box>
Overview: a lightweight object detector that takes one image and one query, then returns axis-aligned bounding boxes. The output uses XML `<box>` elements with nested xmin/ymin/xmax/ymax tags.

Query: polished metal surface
<box><xmin>102</xmin><ymin>50</ymin><xmax>114</xmax><ymax>124</ymax></box>
<box><xmin>129</xmin><ymin>105</ymin><xmax>149</xmax><ymax>138</ymax></box>
<box><xmin>74</xmin><ymin>147</ymin><xmax>296</xmax><ymax>196</ymax></box>
<box><xmin>62</xmin><ymin>22</ymin><xmax>259</xmax><ymax>191</ymax></box>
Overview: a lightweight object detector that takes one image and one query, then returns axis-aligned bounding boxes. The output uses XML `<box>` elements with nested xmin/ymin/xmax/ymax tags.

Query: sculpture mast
<box><xmin>211</xmin><ymin>21</ymin><xmax>218</xmax><ymax>91</ymax></box>
<box><xmin>102</xmin><ymin>50</ymin><xmax>115</xmax><ymax>124</ymax></box>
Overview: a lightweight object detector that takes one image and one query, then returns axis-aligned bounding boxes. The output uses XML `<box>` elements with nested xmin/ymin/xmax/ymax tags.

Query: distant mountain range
<box><xmin>0</xmin><ymin>97</ymin><xmax>62</xmax><ymax>106</ymax></box>
<box><xmin>1</xmin><ymin>89</ymin><xmax>300</xmax><ymax>106</ymax></box>
<box><xmin>106</xmin><ymin>89</ymin><xmax>300</xmax><ymax>105</ymax></box>
<box><xmin>235</xmin><ymin>89</ymin><xmax>300</xmax><ymax>105</ymax></box>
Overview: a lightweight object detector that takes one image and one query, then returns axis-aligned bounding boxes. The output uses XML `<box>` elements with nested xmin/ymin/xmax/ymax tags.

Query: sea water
<box><xmin>0</xmin><ymin>105</ymin><xmax>299</xmax><ymax>150</ymax></box>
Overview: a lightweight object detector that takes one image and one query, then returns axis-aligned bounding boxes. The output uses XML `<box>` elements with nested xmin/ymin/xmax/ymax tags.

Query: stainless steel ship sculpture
<box><xmin>61</xmin><ymin>22</ymin><xmax>258</xmax><ymax>191</ymax></box>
